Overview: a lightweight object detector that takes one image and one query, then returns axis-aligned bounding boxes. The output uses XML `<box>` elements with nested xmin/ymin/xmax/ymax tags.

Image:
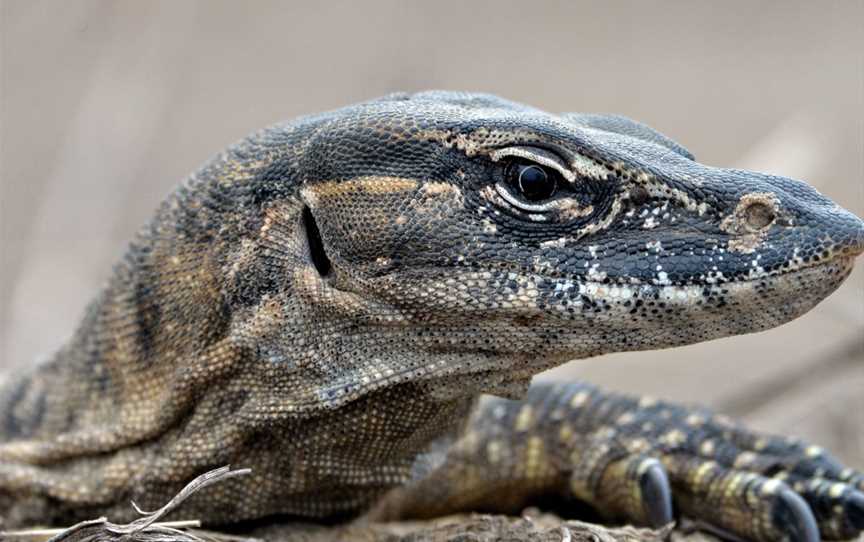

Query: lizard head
<box><xmin>295</xmin><ymin>91</ymin><xmax>863</xmax><ymax>387</ymax></box>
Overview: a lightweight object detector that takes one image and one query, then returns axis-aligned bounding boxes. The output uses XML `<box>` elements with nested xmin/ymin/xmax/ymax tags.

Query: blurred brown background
<box><xmin>1</xmin><ymin>1</ymin><xmax>862</xmax><ymax>465</ymax></box>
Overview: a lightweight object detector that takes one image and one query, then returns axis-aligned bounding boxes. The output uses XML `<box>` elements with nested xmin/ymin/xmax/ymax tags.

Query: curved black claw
<box><xmin>846</xmin><ymin>491</ymin><xmax>864</xmax><ymax>530</ymax></box>
<box><xmin>639</xmin><ymin>461</ymin><xmax>673</xmax><ymax>527</ymax></box>
<box><xmin>774</xmin><ymin>488</ymin><xmax>820</xmax><ymax>542</ymax></box>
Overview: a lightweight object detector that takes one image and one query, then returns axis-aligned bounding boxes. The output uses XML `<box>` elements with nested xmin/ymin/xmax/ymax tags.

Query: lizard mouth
<box><xmin>357</xmin><ymin>254</ymin><xmax>856</xmax><ymax>348</ymax></box>
<box><xmin>365</xmin><ymin>251</ymin><xmax>856</xmax><ymax>300</ymax></box>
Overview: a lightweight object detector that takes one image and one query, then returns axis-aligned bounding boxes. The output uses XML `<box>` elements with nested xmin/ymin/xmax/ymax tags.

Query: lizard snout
<box><xmin>850</xmin><ymin>212</ymin><xmax>864</xmax><ymax>258</ymax></box>
<box><xmin>806</xmin><ymin>204</ymin><xmax>864</xmax><ymax>261</ymax></box>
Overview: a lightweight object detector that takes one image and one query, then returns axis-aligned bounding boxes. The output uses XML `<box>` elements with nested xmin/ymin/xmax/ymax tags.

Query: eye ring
<box><xmin>507</xmin><ymin>161</ymin><xmax>559</xmax><ymax>201</ymax></box>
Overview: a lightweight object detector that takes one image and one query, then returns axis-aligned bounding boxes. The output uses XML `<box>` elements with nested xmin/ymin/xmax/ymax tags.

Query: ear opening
<box><xmin>301</xmin><ymin>205</ymin><xmax>332</xmax><ymax>277</ymax></box>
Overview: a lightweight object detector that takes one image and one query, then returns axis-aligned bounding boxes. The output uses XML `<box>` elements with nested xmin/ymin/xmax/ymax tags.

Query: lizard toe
<box><xmin>843</xmin><ymin>491</ymin><xmax>864</xmax><ymax>531</ymax></box>
<box><xmin>569</xmin><ymin>444</ymin><xmax>673</xmax><ymax>528</ymax></box>
<box><xmin>772</xmin><ymin>487</ymin><xmax>819</xmax><ymax>542</ymax></box>
<box><xmin>847</xmin><ymin>492</ymin><xmax>864</xmax><ymax>530</ymax></box>
<box><xmin>787</xmin><ymin>479</ymin><xmax>864</xmax><ymax>539</ymax></box>
<box><xmin>723</xmin><ymin>438</ymin><xmax>864</xmax><ymax>539</ymax></box>
<box><xmin>660</xmin><ymin>453</ymin><xmax>823</xmax><ymax>542</ymax></box>
<box><xmin>638</xmin><ymin>460</ymin><xmax>673</xmax><ymax>528</ymax></box>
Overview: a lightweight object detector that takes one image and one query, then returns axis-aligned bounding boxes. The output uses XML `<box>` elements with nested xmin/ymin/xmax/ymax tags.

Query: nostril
<box><xmin>720</xmin><ymin>193</ymin><xmax>782</xmax><ymax>248</ymax></box>
<box><xmin>743</xmin><ymin>201</ymin><xmax>776</xmax><ymax>231</ymax></box>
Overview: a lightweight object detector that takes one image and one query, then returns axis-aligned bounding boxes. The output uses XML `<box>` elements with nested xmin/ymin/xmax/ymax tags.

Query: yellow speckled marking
<box><xmin>726</xmin><ymin>472</ymin><xmax>745</xmax><ymax>497</ymax></box>
<box><xmin>558</xmin><ymin>423</ymin><xmax>574</xmax><ymax>443</ymax></box>
<box><xmin>638</xmin><ymin>396</ymin><xmax>658</xmax><ymax>408</ymax></box>
<box><xmin>304</xmin><ymin>176</ymin><xmax>419</xmax><ymax>202</ymax></box>
<box><xmin>616</xmin><ymin>412</ymin><xmax>636</xmax><ymax>425</ymax></box>
<box><xmin>805</xmin><ymin>445</ymin><xmax>824</xmax><ymax>458</ymax></box>
<box><xmin>734</xmin><ymin>451</ymin><xmax>757</xmax><ymax>468</ymax></box>
<box><xmin>514</xmin><ymin>405</ymin><xmax>534</xmax><ymax>432</ymax></box>
<box><xmin>524</xmin><ymin>436</ymin><xmax>546</xmax><ymax>479</ymax></box>
<box><xmin>660</xmin><ymin>429</ymin><xmax>686</xmax><ymax>448</ymax></box>
<box><xmin>486</xmin><ymin>439</ymin><xmax>503</xmax><ymax>465</ymax></box>
<box><xmin>570</xmin><ymin>391</ymin><xmax>590</xmax><ymax>408</ymax></box>
<box><xmin>685</xmin><ymin>414</ymin><xmax>705</xmax><ymax>427</ymax></box>
<box><xmin>421</xmin><ymin>182</ymin><xmax>460</xmax><ymax>196</ymax></box>
<box><xmin>627</xmin><ymin>437</ymin><xmax>650</xmax><ymax>454</ymax></box>
<box><xmin>829</xmin><ymin>482</ymin><xmax>846</xmax><ymax>499</ymax></box>
<box><xmin>693</xmin><ymin>460</ymin><xmax>716</xmax><ymax>487</ymax></box>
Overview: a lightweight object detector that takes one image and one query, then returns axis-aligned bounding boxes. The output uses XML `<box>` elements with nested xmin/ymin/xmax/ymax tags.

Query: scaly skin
<box><xmin>1</xmin><ymin>92</ymin><xmax>862</xmax><ymax>541</ymax></box>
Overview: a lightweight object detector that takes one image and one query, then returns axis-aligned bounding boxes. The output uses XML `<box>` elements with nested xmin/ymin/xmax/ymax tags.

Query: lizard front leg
<box><xmin>369</xmin><ymin>382</ymin><xmax>864</xmax><ymax>542</ymax></box>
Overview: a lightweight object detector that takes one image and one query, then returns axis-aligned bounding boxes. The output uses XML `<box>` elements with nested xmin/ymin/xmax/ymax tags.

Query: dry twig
<box><xmin>0</xmin><ymin>466</ymin><xmax>254</xmax><ymax>542</ymax></box>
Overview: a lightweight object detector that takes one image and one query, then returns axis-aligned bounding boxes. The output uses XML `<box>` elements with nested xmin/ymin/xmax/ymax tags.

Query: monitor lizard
<box><xmin>1</xmin><ymin>91</ymin><xmax>862</xmax><ymax>542</ymax></box>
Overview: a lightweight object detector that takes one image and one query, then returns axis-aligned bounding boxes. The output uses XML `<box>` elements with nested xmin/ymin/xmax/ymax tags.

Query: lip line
<box><xmin>358</xmin><ymin>254</ymin><xmax>855</xmax><ymax>293</ymax></box>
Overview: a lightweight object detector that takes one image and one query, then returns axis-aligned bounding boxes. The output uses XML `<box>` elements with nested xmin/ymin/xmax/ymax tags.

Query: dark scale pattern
<box><xmin>1</xmin><ymin>92</ymin><xmax>863</xmax><ymax>541</ymax></box>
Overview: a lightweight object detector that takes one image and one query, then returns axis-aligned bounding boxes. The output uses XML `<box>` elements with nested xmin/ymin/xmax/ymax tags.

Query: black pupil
<box><xmin>517</xmin><ymin>164</ymin><xmax>556</xmax><ymax>200</ymax></box>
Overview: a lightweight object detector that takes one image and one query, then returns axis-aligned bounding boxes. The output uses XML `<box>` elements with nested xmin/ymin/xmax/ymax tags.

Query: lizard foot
<box><xmin>370</xmin><ymin>382</ymin><xmax>864</xmax><ymax>542</ymax></box>
<box><xmin>581</xmin><ymin>394</ymin><xmax>864</xmax><ymax>541</ymax></box>
<box><xmin>569</xmin><ymin>384</ymin><xmax>864</xmax><ymax>541</ymax></box>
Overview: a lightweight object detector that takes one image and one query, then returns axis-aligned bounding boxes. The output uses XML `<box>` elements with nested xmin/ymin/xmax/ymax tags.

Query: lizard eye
<box><xmin>507</xmin><ymin>161</ymin><xmax>559</xmax><ymax>201</ymax></box>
